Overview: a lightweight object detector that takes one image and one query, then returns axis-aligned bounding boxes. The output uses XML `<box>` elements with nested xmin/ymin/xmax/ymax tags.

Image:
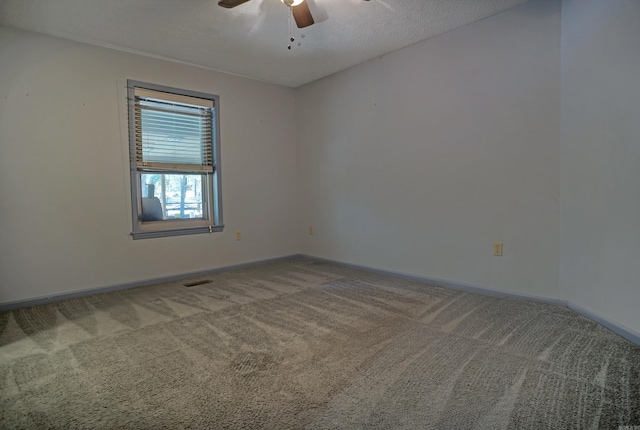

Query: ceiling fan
<box><xmin>218</xmin><ymin>0</ymin><xmax>314</xmax><ymax>28</ymax></box>
<box><xmin>218</xmin><ymin>0</ymin><xmax>368</xmax><ymax>29</ymax></box>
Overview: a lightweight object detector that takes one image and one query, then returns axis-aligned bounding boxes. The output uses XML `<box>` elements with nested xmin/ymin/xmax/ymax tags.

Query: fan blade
<box><xmin>291</xmin><ymin>0</ymin><xmax>314</xmax><ymax>28</ymax></box>
<box><xmin>218</xmin><ymin>0</ymin><xmax>250</xmax><ymax>8</ymax></box>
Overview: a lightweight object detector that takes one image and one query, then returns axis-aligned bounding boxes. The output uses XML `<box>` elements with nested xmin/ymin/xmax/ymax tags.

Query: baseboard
<box><xmin>566</xmin><ymin>302</ymin><xmax>640</xmax><ymax>346</ymax></box>
<box><xmin>3</xmin><ymin>253</ymin><xmax>638</xmax><ymax>347</ymax></box>
<box><xmin>302</xmin><ymin>255</ymin><xmax>567</xmax><ymax>306</ymax></box>
<box><xmin>0</xmin><ymin>254</ymin><xmax>301</xmax><ymax>312</ymax></box>
<box><xmin>301</xmin><ymin>255</ymin><xmax>640</xmax><ymax>347</ymax></box>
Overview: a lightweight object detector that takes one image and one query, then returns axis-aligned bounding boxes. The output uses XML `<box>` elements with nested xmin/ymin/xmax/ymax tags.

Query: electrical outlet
<box><xmin>309</xmin><ymin>225</ymin><xmax>314</xmax><ymax>235</ymax></box>
<box><xmin>493</xmin><ymin>242</ymin><xmax>503</xmax><ymax>256</ymax></box>
<box><xmin>235</xmin><ymin>231</ymin><xmax>241</xmax><ymax>241</ymax></box>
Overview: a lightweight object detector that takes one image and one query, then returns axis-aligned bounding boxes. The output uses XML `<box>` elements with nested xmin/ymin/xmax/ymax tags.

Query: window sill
<box><xmin>131</xmin><ymin>224</ymin><xmax>224</xmax><ymax>240</ymax></box>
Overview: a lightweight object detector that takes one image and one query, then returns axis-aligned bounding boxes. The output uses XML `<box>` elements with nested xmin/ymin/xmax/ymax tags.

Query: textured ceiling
<box><xmin>0</xmin><ymin>0</ymin><xmax>532</xmax><ymax>87</ymax></box>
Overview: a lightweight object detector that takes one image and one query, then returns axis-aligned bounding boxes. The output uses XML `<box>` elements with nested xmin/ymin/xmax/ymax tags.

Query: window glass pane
<box><xmin>141</xmin><ymin>173</ymin><xmax>206</xmax><ymax>220</ymax></box>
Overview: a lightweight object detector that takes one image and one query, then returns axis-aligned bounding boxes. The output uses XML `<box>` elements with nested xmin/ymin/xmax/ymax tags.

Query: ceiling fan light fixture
<box><xmin>281</xmin><ymin>0</ymin><xmax>304</xmax><ymax>6</ymax></box>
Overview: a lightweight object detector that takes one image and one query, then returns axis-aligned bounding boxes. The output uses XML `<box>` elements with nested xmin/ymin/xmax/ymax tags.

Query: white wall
<box><xmin>296</xmin><ymin>0</ymin><xmax>561</xmax><ymax>298</ymax></box>
<box><xmin>0</xmin><ymin>26</ymin><xmax>298</xmax><ymax>304</ymax></box>
<box><xmin>560</xmin><ymin>0</ymin><xmax>640</xmax><ymax>334</ymax></box>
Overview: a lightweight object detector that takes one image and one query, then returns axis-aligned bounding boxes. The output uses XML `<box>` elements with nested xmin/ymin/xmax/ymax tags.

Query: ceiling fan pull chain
<box><xmin>287</xmin><ymin>9</ymin><xmax>304</xmax><ymax>50</ymax></box>
<box><xmin>287</xmin><ymin>9</ymin><xmax>293</xmax><ymax>50</ymax></box>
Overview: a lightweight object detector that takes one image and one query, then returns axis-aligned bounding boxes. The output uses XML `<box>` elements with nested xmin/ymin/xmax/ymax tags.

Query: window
<box><xmin>127</xmin><ymin>80</ymin><xmax>223</xmax><ymax>239</ymax></box>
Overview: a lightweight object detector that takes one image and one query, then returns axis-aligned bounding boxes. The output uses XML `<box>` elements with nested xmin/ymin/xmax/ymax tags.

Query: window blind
<box><xmin>134</xmin><ymin>88</ymin><xmax>215</xmax><ymax>172</ymax></box>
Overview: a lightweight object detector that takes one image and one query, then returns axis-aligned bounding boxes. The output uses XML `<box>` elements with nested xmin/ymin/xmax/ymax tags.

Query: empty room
<box><xmin>1</xmin><ymin>0</ymin><xmax>639</xmax><ymax>428</ymax></box>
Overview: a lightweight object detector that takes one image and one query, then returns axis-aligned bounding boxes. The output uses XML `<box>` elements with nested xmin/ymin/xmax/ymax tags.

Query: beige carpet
<box><xmin>1</xmin><ymin>257</ymin><xmax>639</xmax><ymax>429</ymax></box>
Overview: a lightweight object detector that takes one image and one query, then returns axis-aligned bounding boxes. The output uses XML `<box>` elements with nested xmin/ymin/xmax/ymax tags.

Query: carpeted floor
<box><xmin>1</xmin><ymin>257</ymin><xmax>639</xmax><ymax>429</ymax></box>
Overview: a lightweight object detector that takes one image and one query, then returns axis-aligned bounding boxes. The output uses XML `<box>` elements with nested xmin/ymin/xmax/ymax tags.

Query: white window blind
<box><xmin>134</xmin><ymin>88</ymin><xmax>215</xmax><ymax>172</ymax></box>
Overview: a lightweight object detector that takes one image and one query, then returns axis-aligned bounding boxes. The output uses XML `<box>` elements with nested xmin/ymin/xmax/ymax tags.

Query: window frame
<box><xmin>127</xmin><ymin>80</ymin><xmax>223</xmax><ymax>239</ymax></box>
